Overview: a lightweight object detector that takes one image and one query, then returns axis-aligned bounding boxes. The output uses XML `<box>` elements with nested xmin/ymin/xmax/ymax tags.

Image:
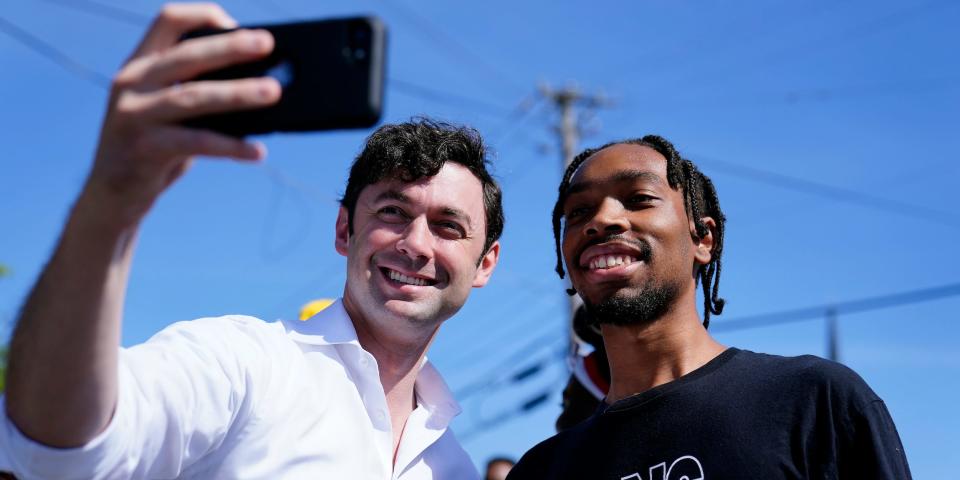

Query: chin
<box><xmin>580</xmin><ymin>282</ymin><xmax>679</xmax><ymax>327</ymax></box>
<box><xmin>381</xmin><ymin>299</ymin><xmax>446</xmax><ymax>325</ymax></box>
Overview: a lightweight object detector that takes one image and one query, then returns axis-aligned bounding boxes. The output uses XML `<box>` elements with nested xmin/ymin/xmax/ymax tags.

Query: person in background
<box><xmin>507</xmin><ymin>135</ymin><xmax>911</xmax><ymax>479</ymax></box>
<box><xmin>0</xmin><ymin>4</ymin><xmax>503</xmax><ymax>478</ymax></box>
<box><xmin>485</xmin><ymin>456</ymin><xmax>515</xmax><ymax>480</ymax></box>
<box><xmin>555</xmin><ymin>305</ymin><xmax>609</xmax><ymax>432</ymax></box>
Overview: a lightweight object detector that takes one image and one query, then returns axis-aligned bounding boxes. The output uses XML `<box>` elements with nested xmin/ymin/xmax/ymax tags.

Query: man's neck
<box><xmin>601</xmin><ymin>298</ymin><xmax>725</xmax><ymax>404</ymax></box>
<box><xmin>357</xmin><ymin>329</ymin><xmax>426</xmax><ymax>463</ymax></box>
<box><xmin>342</xmin><ymin>298</ymin><xmax>439</xmax><ymax>463</ymax></box>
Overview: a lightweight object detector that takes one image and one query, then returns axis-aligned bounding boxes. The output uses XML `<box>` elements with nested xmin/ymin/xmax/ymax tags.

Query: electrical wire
<box><xmin>441</xmin><ymin>291</ymin><xmax>561</xmax><ymax>365</ymax></box>
<box><xmin>389</xmin><ymin>78</ymin><xmax>513</xmax><ymax>117</ymax></box>
<box><xmin>453</xmin><ymin>330</ymin><xmax>565</xmax><ymax>400</ymax></box>
<box><xmin>0</xmin><ymin>15</ymin><xmax>111</xmax><ymax>89</ymax></box>
<box><xmin>37</xmin><ymin>0</ymin><xmax>150</xmax><ymax>27</ymax></box>
<box><xmin>711</xmin><ymin>281</ymin><xmax>960</xmax><ymax>333</ymax></box>
<box><xmin>777</xmin><ymin>76</ymin><xmax>960</xmax><ymax>104</ymax></box>
<box><xmin>692</xmin><ymin>154</ymin><xmax>960</xmax><ymax>230</ymax></box>
<box><xmin>242</xmin><ymin>0</ymin><xmax>296</xmax><ymax>19</ymax></box>
<box><xmin>658</xmin><ymin>0</ymin><xmax>957</xmax><ymax>93</ymax></box>
<box><xmin>456</xmin><ymin>281</ymin><xmax>960</xmax><ymax>439</ymax></box>
<box><xmin>489</xmin><ymin>96</ymin><xmax>546</xmax><ymax>150</ymax></box>
<box><xmin>258</xmin><ymin>164</ymin><xmax>316</xmax><ymax>261</ymax></box>
<box><xmin>608</xmin><ymin>1</ymin><xmax>849</xmax><ymax>80</ymax></box>
<box><xmin>12</xmin><ymin>2</ymin><xmax>514</xmax><ymax>119</ymax></box>
<box><xmin>459</xmin><ymin>370</ymin><xmax>564</xmax><ymax>443</ymax></box>
<box><xmin>365</xmin><ymin>0</ymin><xmax>525</xmax><ymax>95</ymax></box>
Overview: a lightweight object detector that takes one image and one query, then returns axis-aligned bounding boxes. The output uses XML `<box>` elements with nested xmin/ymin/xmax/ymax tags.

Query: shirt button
<box><xmin>359</xmin><ymin>356</ymin><xmax>370</xmax><ymax>367</ymax></box>
<box><xmin>375</xmin><ymin>409</ymin><xmax>386</xmax><ymax>420</ymax></box>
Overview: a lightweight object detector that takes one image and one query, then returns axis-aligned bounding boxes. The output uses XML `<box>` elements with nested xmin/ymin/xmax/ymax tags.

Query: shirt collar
<box><xmin>416</xmin><ymin>361</ymin><xmax>462</xmax><ymax>421</ymax></box>
<box><xmin>281</xmin><ymin>298</ymin><xmax>361</xmax><ymax>347</ymax></box>
<box><xmin>280</xmin><ymin>298</ymin><xmax>463</xmax><ymax>419</ymax></box>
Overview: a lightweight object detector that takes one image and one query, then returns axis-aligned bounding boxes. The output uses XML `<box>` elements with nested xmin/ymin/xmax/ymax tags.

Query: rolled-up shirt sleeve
<box><xmin>0</xmin><ymin>316</ymin><xmax>270</xmax><ymax>479</ymax></box>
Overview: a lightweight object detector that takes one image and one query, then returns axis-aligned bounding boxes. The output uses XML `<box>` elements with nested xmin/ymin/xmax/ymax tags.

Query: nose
<box><xmin>396</xmin><ymin>216</ymin><xmax>433</xmax><ymax>260</ymax></box>
<box><xmin>584</xmin><ymin>198</ymin><xmax>628</xmax><ymax>236</ymax></box>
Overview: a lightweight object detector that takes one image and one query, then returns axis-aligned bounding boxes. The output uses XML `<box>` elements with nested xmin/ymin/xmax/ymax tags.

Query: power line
<box><xmin>459</xmin><ymin>281</ymin><xmax>960</xmax><ymax>439</ymax></box>
<box><xmin>460</xmin><ymin>281</ymin><xmax>960</xmax><ymax>397</ymax></box>
<box><xmin>454</xmin><ymin>331</ymin><xmax>566</xmax><ymax>401</ymax></box>
<box><xmin>459</xmin><ymin>381</ymin><xmax>559</xmax><ymax>442</ymax></box>
<box><xmin>609</xmin><ymin>1</ymin><xmax>848</xmax><ymax>81</ymax></box>
<box><xmin>0</xmin><ymin>15</ymin><xmax>111</xmax><ymax>89</ymax></box>
<box><xmin>242</xmin><ymin>0</ymin><xmax>296</xmax><ymax>19</ymax></box>
<box><xmin>13</xmin><ymin>1</ymin><xmax>513</xmax><ymax>123</ymax></box>
<box><xmin>32</xmin><ymin>0</ymin><xmax>531</xmax><ymax>126</ymax></box>
<box><xmin>712</xmin><ymin>281</ymin><xmax>960</xmax><ymax>333</ymax></box>
<box><xmin>693</xmin><ymin>154</ymin><xmax>960</xmax><ymax>230</ymax></box>
<box><xmin>37</xmin><ymin>0</ymin><xmax>150</xmax><ymax>27</ymax></box>
<box><xmin>0</xmin><ymin>13</ymin><xmax>349</xmax><ymax>299</ymax></box>
<box><xmin>442</xmin><ymin>285</ymin><xmax>563</xmax><ymax>371</ymax></box>
<box><xmin>694</xmin><ymin>0</ymin><xmax>955</xmax><ymax>91</ymax></box>
<box><xmin>488</xmin><ymin>95</ymin><xmax>543</xmax><ymax>145</ymax></box>
<box><xmin>621</xmin><ymin>74</ymin><xmax>960</xmax><ymax>111</ymax></box>
<box><xmin>365</xmin><ymin>0</ymin><xmax>525</xmax><ymax>94</ymax></box>
<box><xmin>777</xmin><ymin>76</ymin><xmax>960</xmax><ymax>104</ymax></box>
<box><xmin>389</xmin><ymin>78</ymin><xmax>513</xmax><ymax>117</ymax></box>
<box><xmin>4</xmin><ymin>1</ymin><xmax>531</xmax><ymax>293</ymax></box>
<box><xmin>258</xmin><ymin>164</ymin><xmax>317</xmax><ymax>261</ymax></box>
<box><xmin>754</xmin><ymin>0</ymin><xmax>956</xmax><ymax>67</ymax></box>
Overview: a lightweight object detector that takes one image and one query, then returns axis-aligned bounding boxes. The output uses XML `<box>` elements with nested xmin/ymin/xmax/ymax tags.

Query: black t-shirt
<box><xmin>507</xmin><ymin>348</ymin><xmax>911</xmax><ymax>480</ymax></box>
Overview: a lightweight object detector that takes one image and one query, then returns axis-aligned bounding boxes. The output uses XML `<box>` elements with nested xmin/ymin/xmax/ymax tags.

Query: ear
<box><xmin>693</xmin><ymin>217</ymin><xmax>716</xmax><ymax>266</ymax></box>
<box><xmin>472</xmin><ymin>240</ymin><xmax>501</xmax><ymax>288</ymax></box>
<box><xmin>335</xmin><ymin>206</ymin><xmax>350</xmax><ymax>257</ymax></box>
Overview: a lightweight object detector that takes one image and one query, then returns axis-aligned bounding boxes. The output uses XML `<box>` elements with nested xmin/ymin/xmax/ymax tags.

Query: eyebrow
<box><xmin>373</xmin><ymin>189</ymin><xmax>409</xmax><ymax>204</ymax></box>
<box><xmin>566</xmin><ymin>170</ymin><xmax>665</xmax><ymax>197</ymax></box>
<box><xmin>440</xmin><ymin>207</ymin><xmax>475</xmax><ymax>231</ymax></box>
<box><xmin>372</xmin><ymin>189</ymin><xmax>475</xmax><ymax>230</ymax></box>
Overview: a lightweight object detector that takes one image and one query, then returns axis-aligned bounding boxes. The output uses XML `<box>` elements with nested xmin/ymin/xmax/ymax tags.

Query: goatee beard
<box><xmin>582</xmin><ymin>281</ymin><xmax>680</xmax><ymax>327</ymax></box>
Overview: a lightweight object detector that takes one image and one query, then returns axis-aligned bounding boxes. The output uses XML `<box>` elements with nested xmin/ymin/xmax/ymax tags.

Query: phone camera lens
<box><xmin>352</xmin><ymin>24</ymin><xmax>369</xmax><ymax>41</ymax></box>
<box><xmin>346</xmin><ymin>21</ymin><xmax>372</xmax><ymax>63</ymax></box>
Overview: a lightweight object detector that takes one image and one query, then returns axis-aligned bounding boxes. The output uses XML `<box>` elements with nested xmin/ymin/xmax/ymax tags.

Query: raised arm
<box><xmin>4</xmin><ymin>3</ymin><xmax>280</xmax><ymax>447</ymax></box>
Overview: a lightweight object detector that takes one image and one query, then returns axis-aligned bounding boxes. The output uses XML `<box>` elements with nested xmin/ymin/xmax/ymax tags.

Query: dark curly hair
<box><xmin>340</xmin><ymin>117</ymin><xmax>504</xmax><ymax>258</ymax></box>
<box><xmin>552</xmin><ymin>135</ymin><xmax>726</xmax><ymax>327</ymax></box>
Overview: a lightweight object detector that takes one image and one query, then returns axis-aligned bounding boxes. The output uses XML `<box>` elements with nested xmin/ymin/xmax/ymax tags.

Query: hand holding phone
<box><xmin>84</xmin><ymin>4</ymin><xmax>280</xmax><ymax>229</ymax></box>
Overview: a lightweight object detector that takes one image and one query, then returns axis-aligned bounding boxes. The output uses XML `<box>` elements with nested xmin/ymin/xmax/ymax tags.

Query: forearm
<box><xmin>4</xmin><ymin>0</ymin><xmax>277</xmax><ymax>451</ymax></box>
<box><xmin>5</xmin><ymin>186</ymin><xmax>137</xmax><ymax>447</ymax></box>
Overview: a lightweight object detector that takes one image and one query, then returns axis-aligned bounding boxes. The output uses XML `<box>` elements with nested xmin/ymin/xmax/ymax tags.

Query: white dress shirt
<box><xmin>0</xmin><ymin>300</ymin><xmax>480</xmax><ymax>480</ymax></box>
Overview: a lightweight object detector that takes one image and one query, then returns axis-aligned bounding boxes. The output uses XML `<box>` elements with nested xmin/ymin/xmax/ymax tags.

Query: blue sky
<box><xmin>2</xmin><ymin>0</ymin><xmax>959</xmax><ymax>476</ymax></box>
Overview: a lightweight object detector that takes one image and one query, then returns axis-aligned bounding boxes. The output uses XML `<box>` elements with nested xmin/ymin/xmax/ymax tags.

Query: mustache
<box><xmin>576</xmin><ymin>234</ymin><xmax>652</xmax><ymax>263</ymax></box>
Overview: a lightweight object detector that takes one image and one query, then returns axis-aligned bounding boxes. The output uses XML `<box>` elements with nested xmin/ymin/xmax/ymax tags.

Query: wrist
<box><xmin>72</xmin><ymin>180</ymin><xmax>145</xmax><ymax>239</ymax></box>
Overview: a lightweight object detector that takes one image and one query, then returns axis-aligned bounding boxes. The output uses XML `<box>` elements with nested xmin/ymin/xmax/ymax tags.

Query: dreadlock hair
<box><xmin>551</xmin><ymin>135</ymin><xmax>726</xmax><ymax>328</ymax></box>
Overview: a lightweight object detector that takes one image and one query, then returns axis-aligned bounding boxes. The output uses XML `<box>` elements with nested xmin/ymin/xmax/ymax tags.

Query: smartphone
<box><xmin>181</xmin><ymin>17</ymin><xmax>386</xmax><ymax>136</ymax></box>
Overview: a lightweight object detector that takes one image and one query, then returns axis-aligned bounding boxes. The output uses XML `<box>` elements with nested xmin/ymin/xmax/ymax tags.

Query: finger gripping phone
<box><xmin>182</xmin><ymin>17</ymin><xmax>386</xmax><ymax>136</ymax></box>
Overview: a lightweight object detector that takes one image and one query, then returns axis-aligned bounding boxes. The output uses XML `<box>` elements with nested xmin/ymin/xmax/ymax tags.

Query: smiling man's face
<box><xmin>561</xmin><ymin>144</ymin><xmax>710</xmax><ymax>325</ymax></box>
<box><xmin>337</xmin><ymin>162</ymin><xmax>499</xmax><ymax>334</ymax></box>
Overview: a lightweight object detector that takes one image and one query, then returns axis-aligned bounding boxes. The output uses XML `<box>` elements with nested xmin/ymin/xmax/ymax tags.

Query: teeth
<box><xmin>589</xmin><ymin>255</ymin><xmax>639</xmax><ymax>270</ymax></box>
<box><xmin>388</xmin><ymin>269</ymin><xmax>425</xmax><ymax>286</ymax></box>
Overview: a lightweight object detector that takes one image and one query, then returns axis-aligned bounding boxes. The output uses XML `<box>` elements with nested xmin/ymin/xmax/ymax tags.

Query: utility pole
<box><xmin>826</xmin><ymin>307</ymin><xmax>840</xmax><ymax>363</ymax></box>
<box><xmin>539</xmin><ymin>83</ymin><xmax>611</xmax><ymax>170</ymax></box>
<box><xmin>540</xmin><ymin>83</ymin><xmax>613</xmax><ymax>350</ymax></box>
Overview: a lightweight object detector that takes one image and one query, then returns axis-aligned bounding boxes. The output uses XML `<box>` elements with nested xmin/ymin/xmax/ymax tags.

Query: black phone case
<box><xmin>182</xmin><ymin>17</ymin><xmax>386</xmax><ymax>136</ymax></box>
